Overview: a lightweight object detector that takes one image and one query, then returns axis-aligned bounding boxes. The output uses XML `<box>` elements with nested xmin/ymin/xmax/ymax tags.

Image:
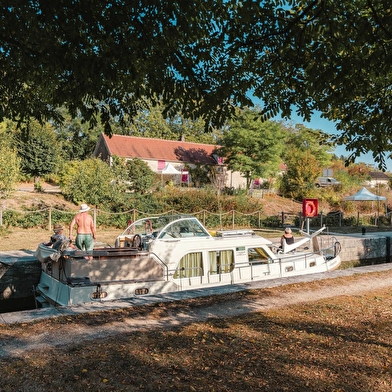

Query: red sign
<box><xmin>302</xmin><ymin>198</ymin><xmax>318</xmax><ymax>217</ymax></box>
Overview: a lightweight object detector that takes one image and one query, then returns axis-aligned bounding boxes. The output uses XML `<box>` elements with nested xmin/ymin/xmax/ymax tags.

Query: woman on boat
<box><xmin>280</xmin><ymin>227</ymin><xmax>294</xmax><ymax>247</ymax></box>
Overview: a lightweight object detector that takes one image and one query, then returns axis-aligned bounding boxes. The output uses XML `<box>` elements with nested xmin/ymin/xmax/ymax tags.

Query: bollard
<box><xmin>362</xmin><ymin>226</ymin><xmax>366</xmax><ymax>235</ymax></box>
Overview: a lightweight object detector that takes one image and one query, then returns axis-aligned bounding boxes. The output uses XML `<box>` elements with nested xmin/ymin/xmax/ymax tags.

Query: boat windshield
<box><xmin>157</xmin><ymin>217</ymin><xmax>211</xmax><ymax>239</ymax></box>
<box><xmin>122</xmin><ymin>215</ymin><xmax>205</xmax><ymax>238</ymax></box>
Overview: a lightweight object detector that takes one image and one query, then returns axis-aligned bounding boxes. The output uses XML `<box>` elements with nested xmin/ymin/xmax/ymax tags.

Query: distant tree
<box><xmin>15</xmin><ymin>121</ymin><xmax>61</xmax><ymax>186</ymax></box>
<box><xmin>120</xmin><ymin>101</ymin><xmax>219</xmax><ymax>144</ymax></box>
<box><xmin>59</xmin><ymin>158</ymin><xmax>117</xmax><ymax>207</ymax></box>
<box><xmin>166</xmin><ymin>115</ymin><xmax>220</xmax><ymax>144</ymax></box>
<box><xmin>283</xmin><ymin>124</ymin><xmax>334</xmax><ymax>167</ymax></box>
<box><xmin>280</xmin><ymin>151</ymin><xmax>321</xmax><ymax>200</ymax></box>
<box><xmin>55</xmin><ymin>110</ymin><xmax>103</xmax><ymax>161</ymax></box>
<box><xmin>0</xmin><ymin>147</ymin><xmax>20</xmax><ymax>199</ymax></box>
<box><xmin>124</xmin><ymin>158</ymin><xmax>156</xmax><ymax>194</ymax></box>
<box><xmin>280</xmin><ymin>124</ymin><xmax>334</xmax><ymax>199</ymax></box>
<box><xmin>184</xmin><ymin>164</ymin><xmax>213</xmax><ymax>188</ymax></box>
<box><xmin>217</xmin><ymin>109</ymin><xmax>286</xmax><ymax>189</ymax></box>
<box><xmin>0</xmin><ymin>123</ymin><xmax>20</xmax><ymax>198</ymax></box>
<box><xmin>120</xmin><ymin>104</ymin><xmax>174</xmax><ymax>139</ymax></box>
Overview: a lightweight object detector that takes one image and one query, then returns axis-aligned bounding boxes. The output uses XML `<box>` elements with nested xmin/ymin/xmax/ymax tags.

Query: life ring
<box><xmin>304</xmin><ymin>200</ymin><xmax>317</xmax><ymax>217</ymax></box>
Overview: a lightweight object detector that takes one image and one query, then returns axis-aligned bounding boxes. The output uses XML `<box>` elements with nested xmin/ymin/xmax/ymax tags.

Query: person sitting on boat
<box><xmin>280</xmin><ymin>227</ymin><xmax>294</xmax><ymax>248</ymax></box>
<box><xmin>44</xmin><ymin>223</ymin><xmax>70</xmax><ymax>250</ymax></box>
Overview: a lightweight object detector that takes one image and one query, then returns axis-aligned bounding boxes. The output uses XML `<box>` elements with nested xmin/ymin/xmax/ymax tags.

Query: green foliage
<box><xmin>125</xmin><ymin>158</ymin><xmax>156</xmax><ymax>194</ymax></box>
<box><xmin>280</xmin><ymin>151</ymin><xmax>321</xmax><ymax>200</ymax></box>
<box><xmin>55</xmin><ymin>109</ymin><xmax>103</xmax><ymax>161</ymax></box>
<box><xmin>217</xmin><ymin>111</ymin><xmax>286</xmax><ymax>189</ymax></box>
<box><xmin>119</xmin><ymin>102</ymin><xmax>219</xmax><ymax>144</ymax></box>
<box><xmin>0</xmin><ymin>145</ymin><xmax>20</xmax><ymax>199</ymax></box>
<box><xmin>59</xmin><ymin>158</ymin><xmax>118</xmax><ymax>207</ymax></box>
<box><xmin>158</xmin><ymin>188</ymin><xmax>220</xmax><ymax>213</ymax></box>
<box><xmin>262</xmin><ymin>215</ymin><xmax>282</xmax><ymax>228</ymax></box>
<box><xmin>2</xmin><ymin>2</ymin><xmax>391</xmax><ymax>167</ymax></box>
<box><xmin>15</xmin><ymin>121</ymin><xmax>61</xmax><ymax>182</ymax></box>
<box><xmin>280</xmin><ymin>124</ymin><xmax>336</xmax><ymax>200</ymax></box>
<box><xmin>3</xmin><ymin>209</ymin><xmax>46</xmax><ymax>229</ymax></box>
<box><xmin>184</xmin><ymin>164</ymin><xmax>212</xmax><ymax>188</ymax></box>
<box><xmin>0</xmin><ymin>121</ymin><xmax>21</xmax><ymax>198</ymax></box>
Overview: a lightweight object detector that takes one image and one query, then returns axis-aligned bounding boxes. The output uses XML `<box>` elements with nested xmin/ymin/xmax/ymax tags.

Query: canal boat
<box><xmin>35</xmin><ymin>215</ymin><xmax>342</xmax><ymax>307</ymax></box>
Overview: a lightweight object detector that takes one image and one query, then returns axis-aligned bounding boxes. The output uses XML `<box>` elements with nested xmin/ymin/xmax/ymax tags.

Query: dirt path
<box><xmin>1</xmin><ymin>264</ymin><xmax>392</xmax><ymax>360</ymax></box>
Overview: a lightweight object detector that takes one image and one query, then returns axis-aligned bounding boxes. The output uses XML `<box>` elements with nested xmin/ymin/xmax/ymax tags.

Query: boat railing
<box><xmin>175</xmin><ymin>266</ymin><xmax>204</xmax><ymax>290</ymax></box>
<box><xmin>148</xmin><ymin>252</ymin><xmax>170</xmax><ymax>280</ymax></box>
<box><xmin>238</xmin><ymin>247</ymin><xmax>338</xmax><ymax>281</ymax></box>
<box><xmin>318</xmin><ymin>237</ymin><xmax>342</xmax><ymax>260</ymax></box>
<box><xmin>206</xmin><ymin>260</ymin><xmax>235</xmax><ymax>283</ymax></box>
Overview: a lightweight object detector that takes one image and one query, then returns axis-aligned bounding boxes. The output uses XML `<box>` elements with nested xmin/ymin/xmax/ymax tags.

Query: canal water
<box><xmin>0</xmin><ymin>295</ymin><xmax>38</xmax><ymax>314</ymax></box>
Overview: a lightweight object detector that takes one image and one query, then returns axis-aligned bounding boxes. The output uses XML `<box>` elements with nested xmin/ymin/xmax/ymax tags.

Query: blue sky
<box><xmin>279</xmin><ymin>112</ymin><xmax>392</xmax><ymax>172</ymax></box>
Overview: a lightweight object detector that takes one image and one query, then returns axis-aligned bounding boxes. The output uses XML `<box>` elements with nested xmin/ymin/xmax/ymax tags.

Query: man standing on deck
<box><xmin>69</xmin><ymin>203</ymin><xmax>96</xmax><ymax>259</ymax></box>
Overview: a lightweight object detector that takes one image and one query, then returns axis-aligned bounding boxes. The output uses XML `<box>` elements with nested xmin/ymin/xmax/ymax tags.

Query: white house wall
<box><xmin>124</xmin><ymin>157</ymin><xmax>246</xmax><ymax>189</ymax></box>
<box><xmin>226</xmin><ymin>170</ymin><xmax>247</xmax><ymax>189</ymax></box>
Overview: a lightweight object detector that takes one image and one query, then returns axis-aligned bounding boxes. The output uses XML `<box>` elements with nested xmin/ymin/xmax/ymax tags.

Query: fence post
<box><xmin>258</xmin><ymin>210</ymin><xmax>261</xmax><ymax>228</ymax></box>
<box><xmin>320</xmin><ymin>212</ymin><xmax>323</xmax><ymax>228</ymax></box>
<box><xmin>48</xmin><ymin>207</ymin><xmax>52</xmax><ymax>231</ymax></box>
<box><xmin>232</xmin><ymin>210</ymin><xmax>235</xmax><ymax>229</ymax></box>
<box><xmin>93</xmin><ymin>208</ymin><xmax>97</xmax><ymax>230</ymax></box>
<box><xmin>0</xmin><ymin>205</ymin><xmax>2</xmax><ymax>226</ymax></box>
<box><xmin>281</xmin><ymin>211</ymin><xmax>284</xmax><ymax>227</ymax></box>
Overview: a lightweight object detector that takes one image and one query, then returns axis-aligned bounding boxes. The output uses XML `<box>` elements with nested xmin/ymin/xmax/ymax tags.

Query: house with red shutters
<box><xmin>93</xmin><ymin>133</ymin><xmax>247</xmax><ymax>189</ymax></box>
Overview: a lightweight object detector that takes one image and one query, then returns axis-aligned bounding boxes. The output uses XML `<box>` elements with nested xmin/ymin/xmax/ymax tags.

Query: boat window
<box><xmin>158</xmin><ymin>218</ymin><xmax>210</xmax><ymax>239</ymax></box>
<box><xmin>248</xmin><ymin>247</ymin><xmax>270</xmax><ymax>264</ymax></box>
<box><xmin>173</xmin><ymin>252</ymin><xmax>203</xmax><ymax>279</ymax></box>
<box><xmin>209</xmin><ymin>250</ymin><xmax>234</xmax><ymax>274</ymax></box>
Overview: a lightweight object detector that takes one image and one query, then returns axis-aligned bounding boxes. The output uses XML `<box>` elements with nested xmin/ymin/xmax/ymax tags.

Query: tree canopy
<box><xmin>217</xmin><ymin>108</ymin><xmax>285</xmax><ymax>189</ymax></box>
<box><xmin>1</xmin><ymin>1</ymin><xmax>391</xmax><ymax>168</ymax></box>
<box><xmin>15</xmin><ymin>121</ymin><xmax>61</xmax><ymax>183</ymax></box>
<box><xmin>280</xmin><ymin>125</ymin><xmax>333</xmax><ymax>199</ymax></box>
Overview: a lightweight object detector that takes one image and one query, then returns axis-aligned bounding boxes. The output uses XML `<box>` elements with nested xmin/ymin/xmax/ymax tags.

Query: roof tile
<box><xmin>103</xmin><ymin>134</ymin><xmax>219</xmax><ymax>165</ymax></box>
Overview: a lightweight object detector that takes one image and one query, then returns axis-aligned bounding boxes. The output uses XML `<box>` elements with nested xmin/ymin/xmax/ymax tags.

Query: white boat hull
<box><xmin>35</xmin><ymin>216</ymin><xmax>342</xmax><ymax>307</ymax></box>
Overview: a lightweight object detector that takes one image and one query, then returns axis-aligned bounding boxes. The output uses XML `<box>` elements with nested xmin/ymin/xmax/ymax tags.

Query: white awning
<box><xmin>161</xmin><ymin>163</ymin><xmax>182</xmax><ymax>174</ymax></box>
<box><xmin>343</xmin><ymin>187</ymin><xmax>386</xmax><ymax>201</ymax></box>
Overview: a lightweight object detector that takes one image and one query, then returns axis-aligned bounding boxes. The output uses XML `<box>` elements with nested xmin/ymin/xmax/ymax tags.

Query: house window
<box><xmin>181</xmin><ymin>171</ymin><xmax>189</xmax><ymax>183</ymax></box>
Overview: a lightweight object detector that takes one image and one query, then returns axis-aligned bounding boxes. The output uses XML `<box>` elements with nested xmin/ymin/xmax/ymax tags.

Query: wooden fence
<box><xmin>0</xmin><ymin>206</ymin><xmax>389</xmax><ymax>231</ymax></box>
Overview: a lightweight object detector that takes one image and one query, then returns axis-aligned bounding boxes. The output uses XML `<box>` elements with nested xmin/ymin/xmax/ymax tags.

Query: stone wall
<box><xmin>0</xmin><ymin>251</ymin><xmax>41</xmax><ymax>304</ymax></box>
<box><xmin>332</xmin><ymin>234</ymin><xmax>391</xmax><ymax>263</ymax></box>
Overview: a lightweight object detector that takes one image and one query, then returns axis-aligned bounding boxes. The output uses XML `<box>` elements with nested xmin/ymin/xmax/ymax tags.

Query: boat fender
<box><xmin>145</xmin><ymin>219</ymin><xmax>152</xmax><ymax>233</ymax></box>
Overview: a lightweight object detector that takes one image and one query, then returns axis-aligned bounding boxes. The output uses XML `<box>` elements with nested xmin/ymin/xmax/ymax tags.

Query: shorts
<box><xmin>75</xmin><ymin>234</ymin><xmax>94</xmax><ymax>252</ymax></box>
